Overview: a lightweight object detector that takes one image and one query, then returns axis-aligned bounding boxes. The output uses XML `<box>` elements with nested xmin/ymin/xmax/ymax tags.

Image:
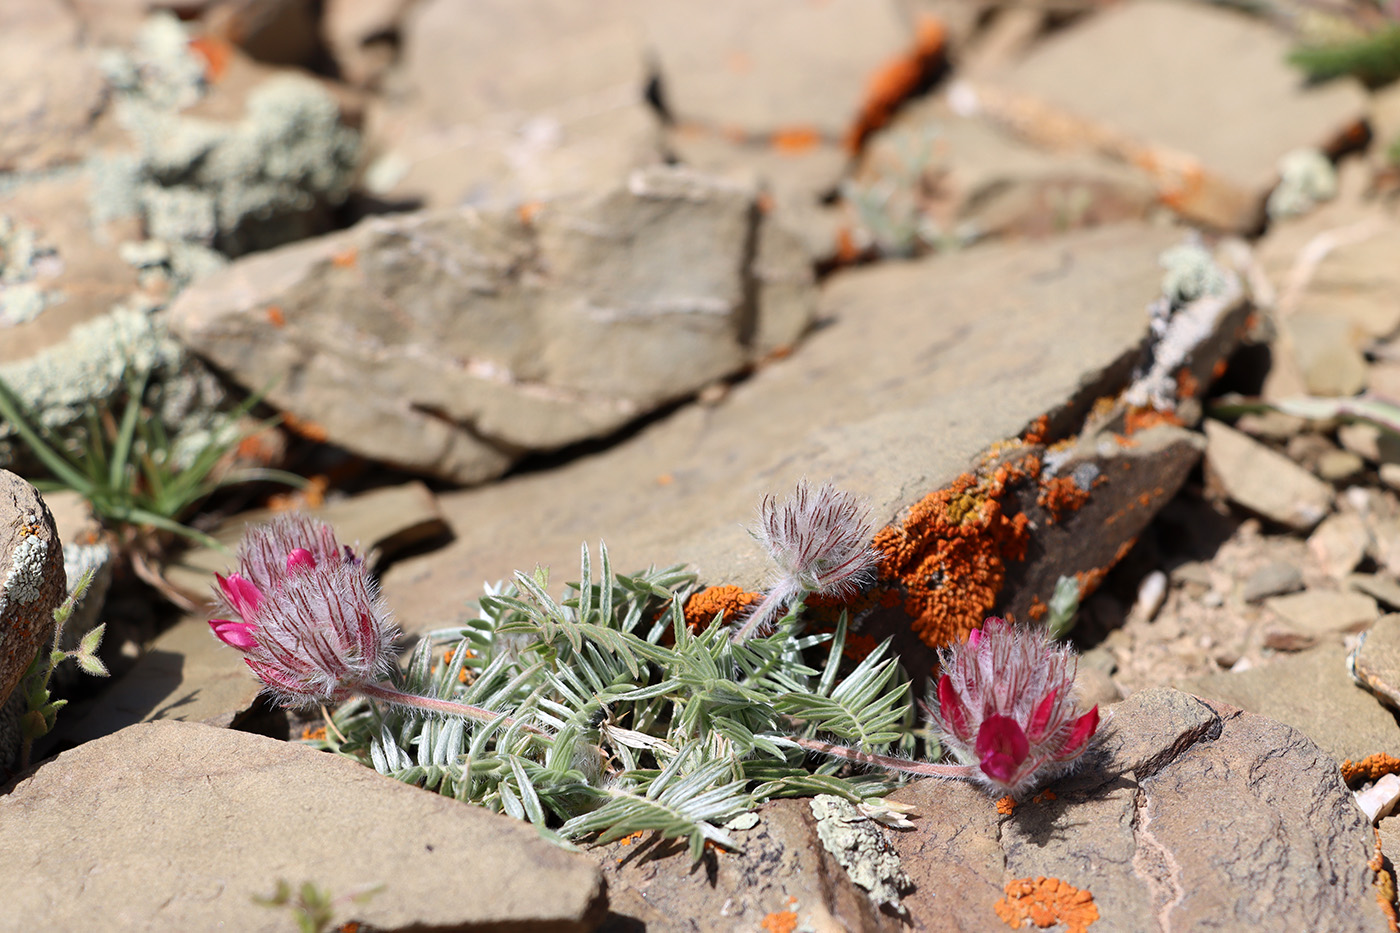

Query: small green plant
<box><xmin>312</xmin><ymin>549</ymin><xmax>912</xmax><ymax>860</ymax></box>
<box><xmin>1289</xmin><ymin>22</ymin><xmax>1400</xmax><ymax>86</ymax></box>
<box><xmin>0</xmin><ymin>366</ymin><xmax>303</xmax><ymax>551</ymax></box>
<box><xmin>17</xmin><ymin>568</ymin><xmax>106</xmax><ymax>769</ymax></box>
<box><xmin>253</xmin><ymin>879</ymin><xmax>382</xmax><ymax>933</ymax></box>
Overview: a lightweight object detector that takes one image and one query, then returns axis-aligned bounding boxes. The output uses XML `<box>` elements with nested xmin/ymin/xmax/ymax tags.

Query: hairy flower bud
<box><xmin>931</xmin><ymin>617</ymin><xmax>1100</xmax><ymax>797</ymax></box>
<box><xmin>208</xmin><ymin>514</ymin><xmax>398</xmax><ymax>707</ymax></box>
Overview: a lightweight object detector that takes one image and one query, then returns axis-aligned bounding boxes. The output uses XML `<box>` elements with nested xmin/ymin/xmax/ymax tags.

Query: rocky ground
<box><xmin>2</xmin><ymin>0</ymin><xmax>1400</xmax><ymax>931</ymax></box>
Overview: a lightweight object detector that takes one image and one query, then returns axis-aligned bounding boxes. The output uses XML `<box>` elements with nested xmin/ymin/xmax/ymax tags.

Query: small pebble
<box><xmin>1316</xmin><ymin>449</ymin><xmax>1364</xmax><ymax>482</ymax></box>
<box><xmin>1242</xmin><ymin>561</ymin><xmax>1304</xmax><ymax>603</ymax></box>
<box><xmin>1135</xmin><ymin>570</ymin><xmax>1169</xmax><ymax>621</ymax></box>
<box><xmin>1380</xmin><ymin>463</ymin><xmax>1400</xmax><ymax>492</ymax></box>
<box><xmin>1356</xmin><ymin>773</ymin><xmax>1400</xmax><ymax>823</ymax></box>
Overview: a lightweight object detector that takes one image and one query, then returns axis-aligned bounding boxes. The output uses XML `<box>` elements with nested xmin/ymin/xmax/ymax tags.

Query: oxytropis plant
<box><xmin>208</xmin><ymin>482</ymin><xmax>1101</xmax><ymax>853</ymax></box>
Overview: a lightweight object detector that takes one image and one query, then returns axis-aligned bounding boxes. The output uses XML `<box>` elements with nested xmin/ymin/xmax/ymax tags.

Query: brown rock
<box><xmin>0</xmin><ymin>472</ymin><xmax>66</xmax><ymax>719</ymax></box>
<box><xmin>0</xmin><ymin>720</ymin><xmax>607</xmax><ymax>932</ymax></box>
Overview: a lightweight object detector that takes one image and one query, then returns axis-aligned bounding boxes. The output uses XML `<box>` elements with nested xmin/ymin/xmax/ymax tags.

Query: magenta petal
<box><xmin>1060</xmin><ymin>706</ymin><xmax>1101</xmax><ymax>759</ymax></box>
<box><xmin>218</xmin><ymin>572</ymin><xmax>263</xmax><ymax>619</ymax></box>
<box><xmin>1027</xmin><ymin>687</ymin><xmax>1059</xmax><ymax>742</ymax></box>
<box><xmin>967</xmin><ymin>628</ymin><xmax>982</xmax><ymax>648</ymax></box>
<box><xmin>210</xmin><ymin>618</ymin><xmax>259</xmax><ymax>649</ymax></box>
<box><xmin>937</xmin><ymin>674</ymin><xmax>972</xmax><ymax>742</ymax></box>
<box><xmin>980</xmin><ymin>752</ymin><xmax>1021</xmax><ymax>784</ymax></box>
<box><xmin>976</xmin><ymin>714</ymin><xmax>1030</xmax><ymax>768</ymax></box>
<box><xmin>286</xmin><ymin>548</ymin><xmax>316</xmax><ymax>574</ymax></box>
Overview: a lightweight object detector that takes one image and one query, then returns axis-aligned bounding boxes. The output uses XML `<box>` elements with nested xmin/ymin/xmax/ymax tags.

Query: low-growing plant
<box><xmin>0</xmin><ymin>366</ymin><xmax>303</xmax><ymax>551</ymax></box>
<box><xmin>16</xmin><ymin>568</ymin><xmax>106</xmax><ymax>770</ymax></box>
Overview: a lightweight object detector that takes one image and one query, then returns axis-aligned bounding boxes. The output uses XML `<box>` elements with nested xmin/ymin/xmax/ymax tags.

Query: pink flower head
<box><xmin>931</xmin><ymin>617</ymin><xmax>1100</xmax><ymax>797</ymax></box>
<box><xmin>208</xmin><ymin>513</ymin><xmax>398</xmax><ymax>707</ymax></box>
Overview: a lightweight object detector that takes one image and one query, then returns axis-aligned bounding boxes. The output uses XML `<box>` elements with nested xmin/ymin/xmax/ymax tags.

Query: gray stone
<box><xmin>0</xmin><ymin>2</ymin><xmax>107</xmax><ymax>173</ymax></box>
<box><xmin>169</xmin><ymin>166</ymin><xmax>814</xmax><ymax>483</ymax></box>
<box><xmin>1204</xmin><ymin>419</ymin><xmax>1334</xmax><ymax>531</ymax></box>
<box><xmin>599</xmin><ymin>796</ymin><xmax>897</xmax><ymax>932</ymax></box>
<box><xmin>1179</xmin><ymin>643</ymin><xmax>1400</xmax><ymax>764</ymax></box>
<box><xmin>1242</xmin><ymin>560</ymin><xmax>1305</xmax><ymax>603</ymax></box>
<box><xmin>1266</xmin><ymin>589</ymin><xmax>1379</xmax><ymax>638</ymax></box>
<box><xmin>369</xmin><ymin>0</ymin><xmax>661</xmax><ymax>210</ymax></box>
<box><xmin>0</xmin><ymin>720</ymin><xmax>607</xmax><ymax>932</ymax></box>
<box><xmin>377</xmin><ymin>224</ymin><xmax>1237</xmax><ymax>657</ymax></box>
<box><xmin>1352</xmin><ymin>614</ymin><xmax>1400</xmax><ymax>714</ymax></box>
<box><xmin>1288</xmin><ymin>311</ymin><xmax>1369</xmax><ymax>397</ymax></box>
<box><xmin>888</xmin><ymin>687</ymin><xmax>1388</xmax><ymax>933</ymax></box>
<box><xmin>644</xmin><ymin>0</ymin><xmax>913</xmax><ymax>138</ymax></box>
<box><xmin>966</xmin><ymin>0</ymin><xmax>1368</xmax><ymax>231</ymax></box>
<box><xmin>1310</xmin><ymin>511</ymin><xmax>1373</xmax><ymax>579</ymax></box>
<box><xmin>1348</xmin><ymin>573</ymin><xmax>1400</xmax><ymax>611</ymax></box>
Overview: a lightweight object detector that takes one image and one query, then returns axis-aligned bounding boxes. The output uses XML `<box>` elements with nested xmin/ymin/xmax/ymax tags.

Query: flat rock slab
<box><xmin>0</xmin><ymin>720</ymin><xmax>606</xmax><ymax>932</ymax></box>
<box><xmin>168</xmin><ymin>166</ymin><xmax>813</xmax><ymax>483</ymax></box>
<box><xmin>1266</xmin><ymin>589</ymin><xmax>1380</xmax><ymax>638</ymax></box>
<box><xmin>1205</xmin><ymin>419</ymin><xmax>1334</xmax><ymax>531</ymax></box>
<box><xmin>381</xmin><ymin>224</ymin><xmax>1207</xmax><ymax>637</ymax></box>
<box><xmin>968</xmin><ymin>0</ymin><xmax>1368</xmax><ymax>230</ymax></box>
<box><xmin>1179</xmin><ymin>643</ymin><xmax>1400</xmax><ymax>764</ymax></box>
<box><xmin>595</xmin><ymin>688</ymin><xmax>1389</xmax><ymax>931</ymax></box>
<box><xmin>1353</xmin><ymin>613</ymin><xmax>1400</xmax><ymax>713</ymax></box>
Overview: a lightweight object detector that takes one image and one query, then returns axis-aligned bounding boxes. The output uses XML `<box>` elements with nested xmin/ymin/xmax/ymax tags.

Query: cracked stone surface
<box><xmin>0</xmin><ymin>720</ymin><xmax>608</xmax><ymax>933</ymax></box>
<box><xmin>167</xmin><ymin>165</ymin><xmax>814</xmax><ymax>483</ymax></box>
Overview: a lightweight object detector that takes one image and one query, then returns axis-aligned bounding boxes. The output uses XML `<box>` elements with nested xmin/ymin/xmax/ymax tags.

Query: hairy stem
<box><xmin>730</xmin><ymin>587</ymin><xmax>793</xmax><ymax>643</ymax></box>
<box><xmin>358</xmin><ymin>681</ymin><xmax>550</xmax><ymax>738</ymax></box>
<box><xmin>793</xmin><ymin>736</ymin><xmax>977</xmax><ymax>779</ymax></box>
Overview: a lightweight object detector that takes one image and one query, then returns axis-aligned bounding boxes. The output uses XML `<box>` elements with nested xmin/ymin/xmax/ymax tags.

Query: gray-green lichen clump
<box><xmin>91</xmin><ymin>13</ymin><xmax>361</xmax><ymax>258</ymax></box>
<box><xmin>809</xmin><ymin>795</ymin><xmax>911</xmax><ymax>915</ymax></box>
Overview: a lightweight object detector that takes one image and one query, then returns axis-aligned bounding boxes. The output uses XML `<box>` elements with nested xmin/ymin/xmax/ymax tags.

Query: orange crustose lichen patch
<box><xmin>188</xmin><ymin>35</ymin><xmax>232</xmax><ymax>82</ymax></box>
<box><xmin>997</xmin><ymin>796</ymin><xmax>1017</xmax><ymax>816</ymax></box>
<box><xmin>331</xmin><ymin>247</ymin><xmax>358</xmax><ymax>268</ymax></box>
<box><xmin>1122</xmin><ymin>406</ymin><xmax>1185</xmax><ymax>437</ymax></box>
<box><xmin>1342</xmin><ymin>753</ymin><xmax>1400</xmax><ymax>787</ymax></box>
<box><xmin>300</xmin><ymin>725</ymin><xmax>327</xmax><ymax>741</ymax></box>
<box><xmin>265</xmin><ymin>304</ymin><xmax>286</xmax><ymax>327</ymax></box>
<box><xmin>1023</xmin><ymin>415</ymin><xmax>1051</xmax><ymax>446</ymax></box>
<box><xmin>1037</xmin><ymin>476</ymin><xmax>1090</xmax><ymax>525</ymax></box>
<box><xmin>995</xmin><ymin>877</ymin><xmax>1100</xmax><ymax>933</ymax></box>
<box><xmin>761</xmin><ymin>911</ymin><xmax>799</xmax><ymax>933</ymax></box>
<box><xmin>281</xmin><ymin>412</ymin><xmax>330</xmax><ymax>443</ymax></box>
<box><xmin>1372</xmin><ymin>828</ymin><xmax>1400</xmax><ymax>933</ymax></box>
<box><xmin>845</xmin><ymin>15</ymin><xmax>946</xmax><ymax>152</ymax></box>
<box><xmin>683</xmin><ymin>585</ymin><xmax>761</xmax><ymax>631</ymax></box>
<box><xmin>872</xmin><ymin>459</ymin><xmax>1033</xmax><ymax>651</ymax></box>
<box><xmin>1175</xmin><ymin>367</ymin><xmax>1200</xmax><ymax>400</ymax></box>
<box><xmin>771</xmin><ymin>126</ymin><xmax>823</xmax><ymax>154</ymax></box>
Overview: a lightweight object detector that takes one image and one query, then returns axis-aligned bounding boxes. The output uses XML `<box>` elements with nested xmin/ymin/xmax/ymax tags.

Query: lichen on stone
<box><xmin>0</xmin><ymin>535</ymin><xmax>50</xmax><ymax>621</ymax></box>
<box><xmin>0</xmin><ymin>215</ymin><xmax>66</xmax><ymax>327</ymax></box>
<box><xmin>809</xmin><ymin>794</ymin><xmax>910</xmax><ymax>914</ymax></box>
<box><xmin>1267</xmin><ymin>148</ymin><xmax>1338</xmax><ymax>221</ymax></box>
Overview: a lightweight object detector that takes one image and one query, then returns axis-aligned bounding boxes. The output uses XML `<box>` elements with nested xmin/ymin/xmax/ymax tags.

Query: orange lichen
<box><xmin>265</xmin><ymin>304</ymin><xmax>286</xmax><ymax>328</ymax></box>
<box><xmin>683</xmin><ymin>585</ymin><xmax>761</xmax><ymax>631</ymax></box>
<box><xmin>1342</xmin><ymin>753</ymin><xmax>1400</xmax><ymax>787</ymax></box>
<box><xmin>281</xmin><ymin>412</ymin><xmax>330</xmax><ymax>443</ymax></box>
<box><xmin>188</xmin><ymin>35</ymin><xmax>232</xmax><ymax>82</ymax></box>
<box><xmin>331</xmin><ymin>247</ymin><xmax>358</xmax><ymax>268</ymax></box>
<box><xmin>845</xmin><ymin>15</ymin><xmax>946</xmax><ymax>152</ymax></box>
<box><xmin>655</xmin><ymin>473</ymin><xmax>674</xmax><ymax>486</ymax></box>
<box><xmin>771</xmin><ymin>126</ymin><xmax>823</xmax><ymax>154</ymax></box>
<box><xmin>1037</xmin><ymin>476</ymin><xmax>1091</xmax><ymax>525</ymax></box>
<box><xmin>761</xmin><ymin>911</ymin><xmax>799</xmax><ymax>933</ymax></box>
<box><xmin>1175</xmin><ymin>367</ymin><xmax>1200</xmax><ymax>400</ymax></box>
<box><xmin>300</xmin><ymin>725</ymin><xmax>327</xmax><ymax>741</ymax></box>
<box><xmin>1373</xmin><ymin>828</ymin><xmax>1400</xmax><ymax>933</ymax></box>
<box><xmin>994</xmin><ymin>877</ymin><xmax>1099</xmax><ymax>933</ymax></box>
<box><xmin>1122</xmin><ymin>406</ymin><xmax>1184</xmax><ymax>437</ymax></box>
<box><xmin>1032</xmin><ymin>790</ymin><xmax>1057</xmax><ymax>804</ymax></box>
<box><xmin>997</xmin><ymin>796</ymin><xmax>1017</xmax><ymax>816</ymax></box>
<box><xmin>517</xmin><ymin>202</ymin><xmax>544</xmax><ymax>225</ymax></box>
<box><xmin>1023</xmin><ymin>415</ymin><xmax>1051</xmax><ymax>446</ymax></box>
<box><xmin>1212</xmin><ymin>358</ymin><xmax>1229</xmax><ymax>381</ymax></box>
<box><xmin>617</xmin><ymin>831</ymin><xmax>647</xmax><ymax>846</ymax></box>
<box><xmin>267</xmin><ymin>474</ymin><xmax>328</xmax><ymax>512</ymax></box>
<box><xmin>1028</xmin><ymin>597</ymin><xmax>1048</xmax><ymax>622</ymax></box>
<box><xmin>872</xmin><ymin>456</ymin><xmax>1034</xmax><ymax>650</ymax></box>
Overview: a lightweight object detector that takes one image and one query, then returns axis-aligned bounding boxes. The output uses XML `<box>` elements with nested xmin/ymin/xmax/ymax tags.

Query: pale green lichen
<box><xmin>0</xmin><ymin>215</ymin><xmax>66</xmax><ymax>327</ymax></box>
<box><xmin>810</xmin><ymin>794</ymin><xmax>911</xmax><ymax>914</ymax></box>
<box><xmin>92</xmin><ymin>15</ymin><xmax>361</xmax><ymax>258</ymax></box>
<box><xmin>0</xmin><ymin>535</ymin><xmax>50</xmax><ymax>624</ymax></box>
<box><xmin>1158</xmin><ymin>240</ymin><xmax>1229</xmax><ymax>310</ymax></box>
<box><xmin>1266</xmin><ymin>148</ymin><xmax>1338</xmax><ymax>221</ymax></box>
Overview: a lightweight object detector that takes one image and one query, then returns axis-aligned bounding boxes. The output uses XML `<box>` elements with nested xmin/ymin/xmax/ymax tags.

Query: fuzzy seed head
<box><xmin>931</xmin><ymin>617</ymin><xmax>1099</xmax><ymax>797</ymax></box>
<box><xmin>208</xmin><ymin>513</ymin><xmax>398</xmax><ymax>707</ymax></box>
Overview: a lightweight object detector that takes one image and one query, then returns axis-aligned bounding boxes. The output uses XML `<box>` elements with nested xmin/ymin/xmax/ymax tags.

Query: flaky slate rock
<box><xmin>0</xmin><ymin>720</ymin><xmax>606</xmax><ymax>932</ymax></box>
<box><xmin>167</xmin><ymin>166</ymin><xmax>815</xmax><ymax>483</ymax></box>
<box><xmin>890</xmin><ymin>688</ymin><xmax>1389</xmax><ymax>932</ymax></box>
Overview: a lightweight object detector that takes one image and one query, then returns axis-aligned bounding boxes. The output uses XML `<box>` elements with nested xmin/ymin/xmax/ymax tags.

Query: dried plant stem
<box><xmin>792</xmin><ymin>736</ymin><xmax>976</xmax><ymax>779</ymax></box>
<box><xmin>357</xmin><ymin>681</ymin><xmax>550</xmax><ymax>737</ymax></box>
